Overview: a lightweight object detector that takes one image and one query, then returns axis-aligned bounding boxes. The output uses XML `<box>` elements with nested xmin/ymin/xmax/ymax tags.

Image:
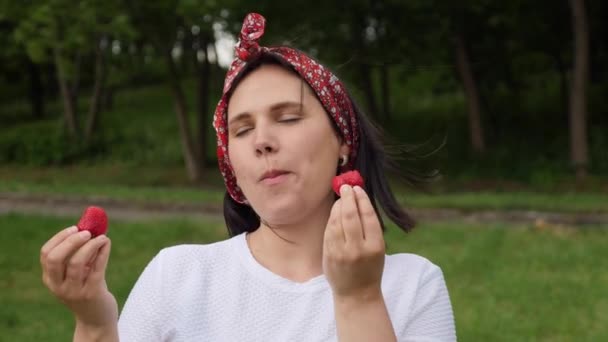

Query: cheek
<box><xmin>297</xmin><ymin>129</ymin><xmax>341</xmax><ymax>181</ymax></box>
<box><xmin>301</xmin><ymin>128</ymin><xmax>340</xmax><ymax>164</ymax></box>
<box><xmin>227</xmin><ymin>143</ymin><xmax>250</xmax><ymax>183</ymax></box>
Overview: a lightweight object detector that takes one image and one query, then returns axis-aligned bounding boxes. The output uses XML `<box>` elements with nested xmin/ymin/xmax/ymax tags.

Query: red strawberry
<box><xmin>77</xmin><ymin>206</ymin><xmax>108</xmax><ymax>237</ymax></box>
<box><xmin>332</xmin><ymin>170</ymin><xmax>365</xmax><ymax>196</ymax></box>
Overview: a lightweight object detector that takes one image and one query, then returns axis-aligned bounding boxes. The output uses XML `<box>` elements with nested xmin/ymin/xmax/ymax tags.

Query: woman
<box><xmin>40</xmin><ymin>13</ymin><xmax>456</xmax><ymax>341</ymax></box>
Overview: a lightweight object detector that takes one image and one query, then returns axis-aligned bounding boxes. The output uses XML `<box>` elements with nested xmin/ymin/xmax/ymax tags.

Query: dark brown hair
<box><xmin>221</xmin><ymin>52</ymin><xmax>438</xmax><ymax>237</ymax></box>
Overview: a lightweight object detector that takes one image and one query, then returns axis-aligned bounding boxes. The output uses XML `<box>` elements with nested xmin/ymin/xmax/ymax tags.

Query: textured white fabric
<box><xmin>117</xmin><ymin>232</ymin><xmax>456</xmax><ymax>341</ymax></box>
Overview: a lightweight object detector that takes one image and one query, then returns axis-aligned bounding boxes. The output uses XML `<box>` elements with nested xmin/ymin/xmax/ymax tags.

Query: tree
<box><xmin>453</xmin><ymin>32</ymin><xmax>485</xmax><ymax>154</ymax></box>
<box><xmin>568</xmin><ymin>0</ymin><xmax>590</xmax><ymax>181</ymax></box>
<box><xmin>443</xmin><ymin>1</ymin><xmax>491</xmax><ymax>154</ymax></box>
<box><xmin>125</xmin><ymin>0</ymin><xmax>229</xmax><ymax>182</ymax></box>
<box><xmin>0</xmin><ymin>1</ymin><xmax>46</xmax><ymax>119</ymax></box>
<box><xmin>14</xmin><ymin>0</ymin><xmax>132</xmax><ymax>141</ymax></box>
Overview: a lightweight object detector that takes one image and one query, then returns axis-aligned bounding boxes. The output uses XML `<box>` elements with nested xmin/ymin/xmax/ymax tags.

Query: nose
<box><xmin>253</xmin><ymin>124</ymin><xmax>278</xmax><ymax>157</ymax></box>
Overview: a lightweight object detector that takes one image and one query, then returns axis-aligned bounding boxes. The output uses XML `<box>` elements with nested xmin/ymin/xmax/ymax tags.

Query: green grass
<box><xmin>0</xmin><ymin>213</ymin><xmax>228</xmax><ymax>342</ymax></box>
<box><xmin>386</xmin><ymin>223</ymin><xmax>608</xmax><ymax>341</ymax></box>
<box><xmin>397</xmin><ymin>191</ymin><xmax>608</xmax><ymax>213</ymax></box>
<box><xmin>1</xmin><ymin>164</ymin><xmax>607</xmax><ymax>213</ymax></box>
<box><xmin>0</xmin><ymin>164</ymin><xmax>226</xmax><ymax>205</ymax></box>
<box><xmin>1</xmin><ymin>213</ymin><xmax>607</xmax><ymax>341</ymax></box>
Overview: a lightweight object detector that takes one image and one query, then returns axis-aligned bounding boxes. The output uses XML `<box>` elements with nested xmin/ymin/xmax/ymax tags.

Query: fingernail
<box><xmin>353</xmin><ymin>185</ymin><xmax>362</xmax><ymax>193</ymax></box>
<box><xmin>67</xmin><ymin>226</ymin><xmax>78</xmax><ymax>233</ymax></box>
<box><xmin>78</xmin><ymin>230</ymin><xmax>91</xmax><ymax>239</ymax></box>
<box><xmin>340</xmin><ymin>184</ymin><xmax>351</xmax><ymax>194</ymax></box>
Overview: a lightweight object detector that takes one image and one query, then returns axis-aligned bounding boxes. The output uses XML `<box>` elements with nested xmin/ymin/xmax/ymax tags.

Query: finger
<box><xmin>353</xmin><ymin>186</ymin><xmax>383</xmax><ymax>242</ymax></box>
<box><xmin>325</xmin><ymin>199</ymin><xmax>345</xmax><ymax>244</ymax></box>
<box><xmin>41</xmin><ymin>226</ymin><xmax>79</xmax><ymax>265</ymax></box>
<box><xmin>86</xmin><ymin>248</ymin><xmax>100</xmax><ymax>268</ymax></box>
<box><xmin>45</xmin><ymin>230</ymin><xmax>92</xmax><ymax>284</ymax></box>
<box><xmin>339</xmin><ymin>184</ymin><xmax>364</xmax><ymax>243</ymax></box>
<box><xmin>65</xmin><ymin>235</ymin><xmax>109</xmax><ymax>286</ymax></box>
<box><xmin>86</xmin><ymin>237</ymin><xmax>112</xmax><ymax>285</ymax></box>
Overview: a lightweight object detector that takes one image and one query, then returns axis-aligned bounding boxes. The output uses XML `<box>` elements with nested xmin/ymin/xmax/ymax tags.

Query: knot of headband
<box><xmin>235</xmin><ymin>13</ymin><xmax>266</xmax><ymax>62</ymax></box>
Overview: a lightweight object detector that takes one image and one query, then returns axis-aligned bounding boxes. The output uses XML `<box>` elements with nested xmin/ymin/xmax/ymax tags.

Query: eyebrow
<box><xmin>228</xmin><ymin>101</ymin><xmax>303</xmax><ymax>127</ymax></box>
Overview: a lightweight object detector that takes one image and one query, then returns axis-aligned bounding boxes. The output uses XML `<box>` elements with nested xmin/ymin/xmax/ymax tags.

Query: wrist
<box><xmin>74</xmin><ymin>319</ymin><xmax>118</xmax><ymax>342</ymax></box>
<box><xmin>333</xmin><ymin>287</ymin><xmax>384</xmax><ymax>308</ymax></box>
<box><xmin>73</xmin><ymin>292</ymin><xmax>119</xmax><ymax>341</ymax></box>
<box><xmin>332</xmin><ymin>288</ymin><xmax>396</xmax><ymax>342</ymax></box>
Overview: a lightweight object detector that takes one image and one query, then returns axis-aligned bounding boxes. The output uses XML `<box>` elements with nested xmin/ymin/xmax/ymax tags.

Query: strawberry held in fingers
<box><xmin>332</xmin><ymin>170</ymin><xmax>365</xmax><ymax>196</ymax></box>
<box><xmin>77</xmin><ymin>206</ymin><xmax>108</xmax><ymax>237</ymax></box>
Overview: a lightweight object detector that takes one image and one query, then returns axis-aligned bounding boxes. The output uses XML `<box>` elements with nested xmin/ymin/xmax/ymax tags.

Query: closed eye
<box><xmin>279</xmin><ymin>115</ymin><xmax>301</xmax><ymax>123</ymax></box>
<box><xmin>235</xmin><ymin>127</ymin><xmax>252</xmax><ymax>137</ymax></box>
<box><xmin>280</xmin><ymin>118</ymin><xmax>300</xmax><ymax>123</ymax></box>
<box><xmin>233</xmin><ymin>116</ymin><xmax>300</xmax><ymax>137</ymax></box>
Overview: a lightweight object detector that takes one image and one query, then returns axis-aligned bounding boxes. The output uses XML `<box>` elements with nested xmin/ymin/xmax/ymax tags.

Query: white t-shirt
<box><xmin>117</xmin><ymin>232</ymin><xmax>456</xmax><ymax>341</ymax></box>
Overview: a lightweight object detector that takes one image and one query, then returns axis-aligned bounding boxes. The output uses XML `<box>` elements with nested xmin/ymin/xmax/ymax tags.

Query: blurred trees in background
<box><xmin>12</xmin><ymin>0</ymin><xmax>133</xmax><ymax>141</ymax></box>
<box><xmin>0</xmin><ymin>0</ymin><xmax>606</xmax><ymax>185</ymax></box>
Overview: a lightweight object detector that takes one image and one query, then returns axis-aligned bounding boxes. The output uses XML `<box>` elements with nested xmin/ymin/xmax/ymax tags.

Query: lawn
<box><xmin>2</xmin><ymin>164</ymin><xmax>607</xmax><ymax>214</ymax></box>
<box><xmin>1</xmin><ymin>212</ymin><xmax>607</xmax><ymax>341</ymax></box>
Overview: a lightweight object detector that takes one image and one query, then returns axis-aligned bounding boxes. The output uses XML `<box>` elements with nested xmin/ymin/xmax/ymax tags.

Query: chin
<box><xmin>253</xmin><ymin>193</ymin><xmax>308</xmax><ymax>226</ymax></box>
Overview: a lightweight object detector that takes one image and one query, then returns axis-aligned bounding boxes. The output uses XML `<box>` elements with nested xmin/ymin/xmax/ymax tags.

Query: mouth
<box><xmin>259</xmin><ymin>169</ymin><xmax>291</xmax><ymax>184</ymax></box>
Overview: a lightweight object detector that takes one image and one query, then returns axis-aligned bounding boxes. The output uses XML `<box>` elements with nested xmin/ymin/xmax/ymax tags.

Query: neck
<box><xmin>246</xmin><ymin>195</ymin><xmax>334</xmax><ymax>283</ymax></box>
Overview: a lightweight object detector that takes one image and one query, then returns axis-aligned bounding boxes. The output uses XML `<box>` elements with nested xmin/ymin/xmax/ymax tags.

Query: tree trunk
<box><xmin>195</xmin><ymin>33</ymin><xmax>211</xmax><ymax>169</ymax></box>
<box><xmin>27</xmin><ymin>57</ymin><xmax>45</xmax><ymax>119</ymax></box>
<box><xmin>454</xmin><ymin>32</ymin><xmax>485</xmax><ymax>154</ymax></box>
<box><xmin>103</xmin><ymin>85</ymin><xmax>115</xmax><ymax>111</ymax></box>
<box><xmin>553</xmin><ymin>50</ymin><xmax>569</xmax><ymax>120</ymax></box>
<box><xmin>380</xmin><ymin>64</ymin><xmax>392</xmax><ymax>123</ymax></box>
<box><xmin>568</xmin><ymin>0</ymin><xmax>589</xmax><ymax>181</ymax></box>
<box><xmin>46</xmin><ymin>63</ymin><xmax>59</xmax><ymax>98</ymax></box>
<box><xmin>351</xmin><ymin>12</ymin><xmax>378</xmax><ymax>118</ymax></box>
<box><xmin>85</xmin><ymin>39</ymin><xmax>107</xmax><ymax>142</ymax></box>
<box><xmin>211</xmin><ymin>40</ymin><xmax>219</xmax><ymax>67</ymax></box>
<box><xmin>53</xmin><ymin>47</ymin><xmax>79</xmax><ymax>138</ymax></box>
<box><xmin>360</xmin><ymin>63</ymin><xmax>378</xmax><ymax>118</ymax></box>
<box><xmin>70</xmin><ymin>52</ymin><xmax>82</xmax><ymax>108</ymax></box>
<box><xmin>166</xmin><ymin>51</ymin><xmax>203</xmax><ymax>182</ymax></box>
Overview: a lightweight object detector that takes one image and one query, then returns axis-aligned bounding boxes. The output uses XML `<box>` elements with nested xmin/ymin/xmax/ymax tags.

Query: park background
<box><xmin>1</xmin><ymin>1</ymin><xmax>607</xmax><ymax>341</ymax></box>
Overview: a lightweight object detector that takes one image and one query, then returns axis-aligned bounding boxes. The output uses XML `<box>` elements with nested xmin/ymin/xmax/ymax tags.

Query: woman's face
<box><xmin>227</xmin><ymin>64</ymin><xmax>348</xmax><ymax>225</ymax></box>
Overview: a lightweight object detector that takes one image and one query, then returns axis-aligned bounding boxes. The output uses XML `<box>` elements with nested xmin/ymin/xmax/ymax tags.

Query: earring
<box><xmin>339</xmin><ymin>155</ymin><xmax>348</xmax><ymax>167</ymax></box>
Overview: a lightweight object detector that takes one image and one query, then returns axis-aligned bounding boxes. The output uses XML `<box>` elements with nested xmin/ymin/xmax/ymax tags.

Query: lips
<box><xmin>259</xmin><ymin>169</ymin><xmax>290</xmax><ymax>182</ymax></box>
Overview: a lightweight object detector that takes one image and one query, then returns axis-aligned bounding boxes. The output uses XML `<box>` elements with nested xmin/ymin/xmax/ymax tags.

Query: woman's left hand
<box><xmin>323</xmin><ymin>184</ymin><xmax>386</xmax><ymax>300</ymax></box>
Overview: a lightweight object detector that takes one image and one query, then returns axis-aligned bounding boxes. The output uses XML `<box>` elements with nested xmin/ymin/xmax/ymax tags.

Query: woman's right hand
<box><xmin>40</xmin><ymin>225</ymin><xmax>118</xmax><ymax>329</ymax></box>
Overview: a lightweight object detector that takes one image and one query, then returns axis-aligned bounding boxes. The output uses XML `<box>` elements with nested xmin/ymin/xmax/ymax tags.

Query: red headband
<box><xmin>213</xmin><ymin>13</ymin><xmax>359</xmax><ymax>204</ymax></box>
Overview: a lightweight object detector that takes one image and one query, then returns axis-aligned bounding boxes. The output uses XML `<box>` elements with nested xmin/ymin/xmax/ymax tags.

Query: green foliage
<box><xmin>1</xmin><ymin>71</ymin><xmax>607</xmax><ymax>186</ymax></box>
<box><xmin>0</xmin><ymin>79</ymin><xmax>222</xmax><ymax>166</ymax></box>
<box><xmin>1</xmin><ymin>1</ymin><xmax>607</xmax><ymax>186</ymax></box>
<box><xmin>0</xmin><ymin>119</ymin><xmax>103</xmax><ymax>165</ymax></box>
<box><xmin>13</xmin><ymin>0</ymin><xmax>134</xmax><ymax>75</ymax></box>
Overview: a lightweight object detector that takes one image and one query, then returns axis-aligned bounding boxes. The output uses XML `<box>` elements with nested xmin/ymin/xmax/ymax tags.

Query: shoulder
<box><xmin>383</xmin><ymin>252</ymin><xmax>447</xmax><ymax>290</ymax></box>
<box><xmin>384</xmin><ymin>254</ymin><xmax>456</xmax><ymax>340</ymax></box>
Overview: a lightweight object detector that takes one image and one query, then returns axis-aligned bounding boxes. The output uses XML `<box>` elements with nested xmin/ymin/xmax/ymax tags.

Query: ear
<box><xmin>339</xmin><ymin>141</ymin><xmax>350</xmax><ymax>159</ymax></box>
